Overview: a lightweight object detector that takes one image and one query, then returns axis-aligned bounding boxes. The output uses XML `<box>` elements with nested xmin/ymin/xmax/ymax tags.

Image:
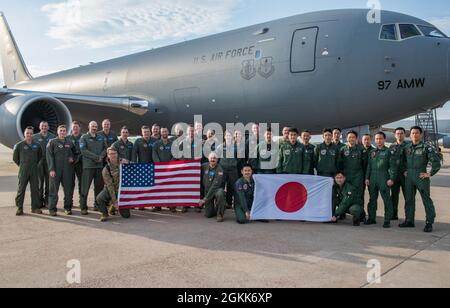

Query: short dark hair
<box><xmin>335</xmin><ymin>172</ymin><xmax>345</xmax><ymax>178</ymax></box>
<box><xmin>376</xmin><ymin>131</ymin><xmax>387</xmax><ymax>139</ymax></box>
<box><xmin>72</xmin><ymin>121</ymin><xmax>81</xmax><ymax>127</ymax></box>
<box><xmin>395</xmin><ymin>127</ymin><xmax>406</xmax><ymax>134</ymax></box>
<box><xmin>141</xmin><ymin>126</ymin><xmax>150</xmax><ymax>130</ymax></box>
<box><xmin>57</xmin><ymin>125</ymin><xmax>67</xmax><ymax>130</ymax></box>
<box><xmin>25</xmin><ymin>126</ymin><xmax>34</xmax><ymax>132</ymax></box>
<box><xmin>121</xmin><ymin>126</ymin><xmax>129</xmax><ymax>131</ymax></box>
<box><xmin>410</xmin><ymin>126</ymin><xmax>423</xmax><ymax>134</ymax></box>
<box><xmin>363</xmin><ymin>134</ymin><xmax>371</xmax><ymax>138</ymax></box>
<box><xmin>301</xmin><ymin>130</ymin><xmax>311</xmax><ymax>135</ymax></box>
<box><xmin>333</xmin><ymin>128</ymin><xmax>342</xmax><ymax>133</ymax></box>
<box><xmin>289</xmin><ymin>128</ymin><xmax>299</xmax><ymax>135</ymax></box>
<box><xmin>323</xmin><ymin>128</ymin><xmax>333</xmax><ymax>134</ymax></box>
<box><xmin>241</xmin><ymin>163</ymin><xmax>253</xmax><ymax>171</ymax></box>
<box><xmin>347</xmin><ymin>130</ymin><xmax>359</xmax><ymax>138</ymax></box>
<box><xmin>152</xmin><ymin>123</ymin><xmax>161</xmax><ymax>128</ymax></box>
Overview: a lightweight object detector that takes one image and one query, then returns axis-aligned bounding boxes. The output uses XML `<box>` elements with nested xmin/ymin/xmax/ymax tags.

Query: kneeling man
<box><xmin>199</xmin><ymin>152</ymin><xmax>226</xmax><ymax>222</ymax></box>
<box><xmin>332</xmin><ymin>173</ymin><xmax>364</xmax><ymax>226</ymax></box>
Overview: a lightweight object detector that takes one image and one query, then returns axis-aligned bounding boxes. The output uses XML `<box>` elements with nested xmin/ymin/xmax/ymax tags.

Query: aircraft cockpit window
<box><xmin>417</xmin><ymin>25</ymin><xmax>447</xmax><ymax>38</ymax></box>
<box><xmin>380</xmin><ymin>24</ymin><xmax>397</xmax><ymax>40</ymax></box>
<box><xmin>399</xmin><ymin>24</ymin><xmax>421</xmax><ymax>40</ymax></box>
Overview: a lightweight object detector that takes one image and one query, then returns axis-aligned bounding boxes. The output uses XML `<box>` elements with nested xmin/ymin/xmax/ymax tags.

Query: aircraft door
<box><xmin>290</xmin><ymin>27</ymin><xmax>319</xmax><ymax>73</ymax></box>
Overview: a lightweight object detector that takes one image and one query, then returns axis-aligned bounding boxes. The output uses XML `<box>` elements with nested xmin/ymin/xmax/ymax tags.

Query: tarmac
<box><xmin>0</xmin><ymin>144</ymin><xmax>449</xmax><ymax>288</ymax></box>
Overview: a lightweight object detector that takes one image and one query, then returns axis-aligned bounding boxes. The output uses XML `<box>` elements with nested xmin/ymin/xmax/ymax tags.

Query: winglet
<box><xmin>0</xmin><ymin>12</ymin><xmax>32</xmax><ymax>86</ymax></box>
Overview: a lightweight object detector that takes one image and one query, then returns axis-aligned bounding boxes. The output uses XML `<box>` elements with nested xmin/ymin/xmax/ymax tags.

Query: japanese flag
<box><xmin>251</xmin><ymin>175</ymin><xmax>333</xmax><ymax>222</ymax></box>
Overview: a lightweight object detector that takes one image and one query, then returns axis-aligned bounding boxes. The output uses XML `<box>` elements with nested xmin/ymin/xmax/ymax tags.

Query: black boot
<box><xmin>364</xmin><ymin>219</ymin><xmax>376</xmax><ymax>225</ymax></box>
<box><xmin>399</xmin><ymin>221</ymin><xmax>415</xmax><ymax>228</ymax></box>
<box><xmin>424</xmin><ymin>223</ymin><xmax>433</xmax><ymax>233</ymax></box>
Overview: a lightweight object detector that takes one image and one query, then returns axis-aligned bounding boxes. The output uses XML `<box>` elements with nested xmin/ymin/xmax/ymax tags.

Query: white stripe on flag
<box><xmin>154</xmin><ymin>162</ymin><xmax>200</xmax><ymax>169</ymax></box>
<box><xmin>120</xmin><ymin>184</ymin><xmax>200</xmax><ymax>191</ymax></box>
<box><xmin>155</xmin><ymin>177</ymin><xmax>200</xmax><ymax>184</ymax></box>
<box><xmin>120</xmin><ymin>192</ymin><xmax>200</xmax><ymax>198</ymax></box>
<box><xmin>119</xmin><ymin>199</ymin><xmax>201</xmax><ymax>206</ymax></box>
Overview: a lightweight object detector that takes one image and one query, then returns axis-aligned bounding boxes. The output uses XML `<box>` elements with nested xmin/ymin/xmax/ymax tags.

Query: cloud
<box><xmin>428</xmin><ymin>16</ymin><xmax>450</xmax><ymax>36</ymax></box>
<box><xmin>41</xmin><ymin>0</ymin><xmax>240</xmax><ymax>49</ymax></box>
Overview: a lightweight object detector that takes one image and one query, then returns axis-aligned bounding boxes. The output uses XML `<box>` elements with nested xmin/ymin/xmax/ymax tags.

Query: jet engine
<box><xmin>0</xmin><ymin>94</ymin><xmax>72</xmax><ymax>149</ymax></box>
<box><xmin>443</xmin><ymin>136</ymin><xmax>450</xmax><ymax>149</ymax></box>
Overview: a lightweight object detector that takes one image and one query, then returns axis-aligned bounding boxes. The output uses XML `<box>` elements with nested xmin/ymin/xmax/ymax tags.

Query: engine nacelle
<box><xmin>443</xmin><ymin>136</ymin><xmax>450</xmax><ymax>149</ymax></box>
<box><xmin>0</xmin><ymin>94</ymin><xmax>72</xmax><ymax>149</ymax></box>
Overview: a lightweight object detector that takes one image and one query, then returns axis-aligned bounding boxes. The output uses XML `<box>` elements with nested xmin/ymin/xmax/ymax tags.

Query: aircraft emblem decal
<box><xmin>258</xmin><ymin>57</ymin><xmax>275</xmax><ymax>79</ymax></box>
<box><xmin>241</xmin><ymin>60</ymin><xmax>256</xmax><ymax>80</ymax></box>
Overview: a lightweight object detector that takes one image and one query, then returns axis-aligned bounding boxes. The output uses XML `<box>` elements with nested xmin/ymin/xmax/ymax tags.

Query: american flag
<box><xmin>118</xmin><ymin>160</ymin><xmax>201</xmax><ymax>209</ymax></box>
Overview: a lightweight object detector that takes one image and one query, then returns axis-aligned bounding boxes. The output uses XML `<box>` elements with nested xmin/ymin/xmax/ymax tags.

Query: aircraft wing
<box><xmin>0</xmin><ymin>87</ymin><xmax>150</xmax><ymax>115</ymax></box>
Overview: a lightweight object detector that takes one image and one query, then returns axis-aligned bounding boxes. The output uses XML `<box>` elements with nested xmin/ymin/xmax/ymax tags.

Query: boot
<box><xmin>399</xmin><ymin>221</ymin><xmax>415</xmax><ymax>228</ymax></box>
<box><xmin>424</xmin><ymin>223</ymin><xmax>433</xmax><ymax>233</ymax></box>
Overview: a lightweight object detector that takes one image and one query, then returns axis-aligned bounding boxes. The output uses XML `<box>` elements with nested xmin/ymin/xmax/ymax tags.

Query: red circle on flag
<box><xmin>275</xmin><ymin>182</ymin><xmax>308</xmax><ymax>213</ymax></box>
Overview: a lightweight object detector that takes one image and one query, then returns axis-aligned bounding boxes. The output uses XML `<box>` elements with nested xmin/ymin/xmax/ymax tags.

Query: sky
<box><xmin>0</xmin><ymin>0</ymin><xmax>449</xmax><ymax>118</ymax></box>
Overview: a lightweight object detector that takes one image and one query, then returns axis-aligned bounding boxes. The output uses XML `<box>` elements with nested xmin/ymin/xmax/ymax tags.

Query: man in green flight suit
<box><xmin>234</xmin><ymin>164</ymin><xmax>255</xmax><ymax>224</ymax></box>
<box><xmin>47</xmin><ymin>125</ymin><xmax>79</xmax><ymax>216</ymax></box>
<box><xmin>331</xmin><ymin>173</ymin><xmax>364</xmax><ymax>226</ymax></box>
<box><xmin>14</xmin><ymin>127</ymin><xmax>43</xmax><ymax>216</ymax></box>
<box><xmin>99</xmin><ymin>119</ymin><xmax>118</xmax><ymax>148</ymax></box>
<box><xmin>338</xmin><ymin>130</ymin><xmax>365</xmax><ymax>219</ymax></box>
<box><xmin>389</xmin><ymin>127</ymin><xmax>410</xmax><ymax>221</ymax></box>
<box><xmin>315</xmin><ymin>128</ymin><xmax>339</xmax><ymax>177</ymax></box>
<box><xmin>132</xmin><ymin>126</ymin><xmax>158</xmax><ymax>164</ymax></box>
<box><xmin>80</xmin><ymin>121</ymin><xmax>107</xmax><ymax>215</ymax></box>
<box><xmin>361</xmin><ymin>133</ymin><xmax>375</xmax><ymax>221</ymax></box>
<box><xmin>199</xmin><ymin>152</ymin><xmax>226</xmax><ymax>222</ymax></box>
<box><xmin>67</xmin><ymin>121</ymin><xmax>83</xmax><ymax>209</ymax></box>
<box><xmin>33</xmin><ymin>121</ymin><xmax>56</xmax><ymax>208</ymax></box>
<box><xmin>301</xmin><ymin>130</ymin><xmax>316</xmax><ymax>175</ymax></box>
<box><xmin>252</xmin><ymin>128</ymin><xmax>277</xmax><ymax>174</ymax></box>
<box><xmin>277</xmin><ymin>128</ymin><xmax>304</xmax><ymax>174</ymax></box>
<box><xmin>333</xmin><ymin>128</ymin><xmax>346</xmax><ymax>152</ymax></box>
<box><xmin>218</xmin><ymin>130</ymin><xmax>241</xmax><ymax>208</ymax></box>
<box><xmin>400</xmin><ymin>126</ymin><xmax>441</xmax><ymax>233</ymax></box>
<box><xmin>112</xmin><ymin>126</ymin><xmax>133</xmax><ymax>164</ymax></box>
<box><xmin>365</xmin><ymin>132</ymin><xmax>397</xmax><ymax>228</ymax></box>
<box><xmin>152</xmin><ymin>127</ymin><xmax>174</xmax><ymax>163</ymax></box>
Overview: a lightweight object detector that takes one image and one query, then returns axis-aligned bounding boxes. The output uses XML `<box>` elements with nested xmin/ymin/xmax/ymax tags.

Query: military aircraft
<box><xmin>1</xmin><ymin>9</ymin><xmax>450</xmax><ymax>149</ymax></box>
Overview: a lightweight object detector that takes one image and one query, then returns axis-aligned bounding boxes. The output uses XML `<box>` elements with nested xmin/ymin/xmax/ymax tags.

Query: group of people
<box><xmin>13</xmin><ymin>119</ymin><xmax>442</xmax><ymax>233</ymax></box>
